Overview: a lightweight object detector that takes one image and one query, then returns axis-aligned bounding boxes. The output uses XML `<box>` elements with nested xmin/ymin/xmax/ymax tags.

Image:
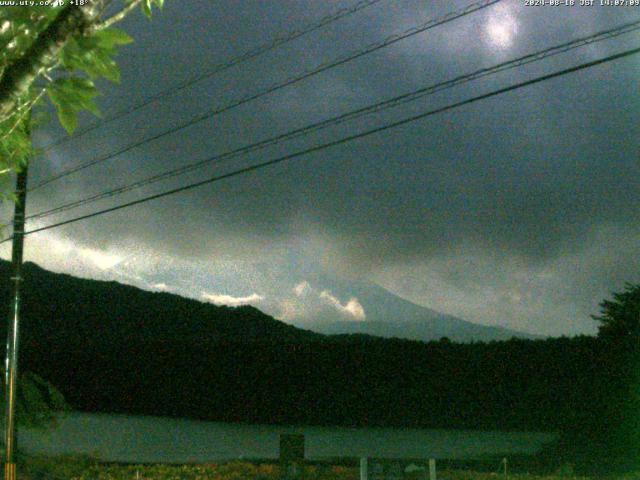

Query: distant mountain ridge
<box><xmin>114</xmin><ymin>247</ymin><xmax>541</xmax><ymax>342</ymax></box>
<box><xmin>288</xmin><ymin>281</ymin><xmax>540</xmax><ymax>342</ymax></box>
<box><xmin>0</xmin><ymin>259</ymin><xmax>538</xmax><ymax>347</ymax></box>
<box><xmin>305</xmin><ymin>319</ymin><xmax>537</xmax><ymax>343</ymax></box>
<box><xmin>278</xmin><ymin>278</ymin><xmax>543</xmax><ymax>342</ymax></box>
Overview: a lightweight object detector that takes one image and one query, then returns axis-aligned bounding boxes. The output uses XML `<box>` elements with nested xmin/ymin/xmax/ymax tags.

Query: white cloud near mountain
<box><xmin>319</xmin><ymin>290</ymin><xmax>366</xmax><ymax>321</ymax></box>
<box><xmin>201</xmin><ymin>292</ymin><xmax>265</xmax><ymax>307</ymax></box>
<box><xmin>287</xmin><ymin>280</ymin><xmax>366</xmax><ymax>321</ymax></box>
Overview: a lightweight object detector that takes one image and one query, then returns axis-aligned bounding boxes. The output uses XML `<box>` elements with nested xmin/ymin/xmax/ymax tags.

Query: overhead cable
<box><xmin>4</xmin><ymin>44</ymin><xmax>638</xmax><ymax>244</ymax></box>
<box><xmin>39</xmin><ymin>0</ymin><xmax>387</xmax><ymax>152</ymax></box>
<box><xmin>31</xmin><ymin>0</ymin><xmax>502</xmax><ymax>191</ymax></box>
<box><xmin>26</xmin><ymin>19</ymin><xmax>640</xmax><ymax>221</ymax></box>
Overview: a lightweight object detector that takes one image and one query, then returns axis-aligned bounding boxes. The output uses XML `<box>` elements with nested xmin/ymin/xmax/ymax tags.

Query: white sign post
<box><xmin>360</xmin><ymin>457</ymin><xmax>369</xmax><ymax>480</ymax></box>
<box><xmin>429</xmin><ymin>459</ymin><xmax>437</xmax><ymax>480</ymax></box>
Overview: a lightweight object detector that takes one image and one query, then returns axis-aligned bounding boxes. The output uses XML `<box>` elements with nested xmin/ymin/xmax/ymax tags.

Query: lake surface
<box><xmin>19</xmin><ymin>412</ymin><xmax>556</xmax><ymax>463</ymax></box>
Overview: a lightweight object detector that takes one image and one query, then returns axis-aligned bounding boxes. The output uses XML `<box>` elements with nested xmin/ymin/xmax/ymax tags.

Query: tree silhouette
<box><xmin>592</xmin><ymin>283</ymin><xmax>640</xmax><ymax>339</ymax></box>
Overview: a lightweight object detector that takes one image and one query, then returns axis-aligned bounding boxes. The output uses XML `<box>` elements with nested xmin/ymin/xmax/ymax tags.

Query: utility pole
<box><xmin>3</xmin><ymin>163</ymin><xmax>28</xmax><ymax>480</ymax></box>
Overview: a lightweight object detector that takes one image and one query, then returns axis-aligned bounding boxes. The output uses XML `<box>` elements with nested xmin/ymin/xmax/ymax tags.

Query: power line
<box><xmin>5</xmin><ymin>44</ymin><xmax>638</xmax><ymax>245</ymax></box>
<box><xmin>31</xmin><ymin>0</ymin><xmax>502</xmax><ymax>191</ymax></box>
<box><xmin>39</xmin><ymin>0</ymin><xmax>387</xmax><ymax>152</ymax></box>
<box><xmin>26</xmin><ymin>18</ymin><xmax>640</xmax><ymax>222</ymax></box>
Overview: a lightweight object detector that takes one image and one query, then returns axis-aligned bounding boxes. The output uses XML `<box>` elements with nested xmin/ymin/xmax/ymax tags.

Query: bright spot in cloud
<box><xmin>49</xmin><ymin>237</ymin><xmax>73</xmax><ymax>255</ymax></box>
<box><xmin>78</xmin><ymin>247</ymin><xmax>124</xmax><ymax>271</ymax></box>
<box><xmin>201</xmin><ymin>291</ymin><xmax>264</xmax><ymax>306</ymax></box>
<box><xmin>484</xmin><ymin>6</ymin><xmax>518</xmax><ymax>49</ymax></box>
<box><xmin>153</xmin><ymin>283</ymin><xmax>169</xmax><ymax>291</ymax></box>
<box><xmin>320</xmin><ymin>290</ymin><xmax>366</xmax><ymax>320</ymax></box>
<box><xmin>293</xmin><ymin>281</ymin><xmax>310</xmax><ymax>297</ymax></box>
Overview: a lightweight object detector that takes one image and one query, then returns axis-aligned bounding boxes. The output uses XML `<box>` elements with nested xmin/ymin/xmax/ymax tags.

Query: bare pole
<box><xmin>3</xmin><ymin>162</ymin><xmax>28</xmax><ymax>480</ymax></box>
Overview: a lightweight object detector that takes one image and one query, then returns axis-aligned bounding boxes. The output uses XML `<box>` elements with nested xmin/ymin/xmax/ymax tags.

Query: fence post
<box><xmin>279</xmin><ymin>434</ymin><xmax>304</xmax><ymax>479</ymax></box>
<box><xmin>429</xmin><ymin>459</ymin><xmax>436</xmax><ymax>480</ymax></box>
<box><xmin>360</xmin><ymin>457</ymin><xmax>368</xmax><ymax>480</ymax></box>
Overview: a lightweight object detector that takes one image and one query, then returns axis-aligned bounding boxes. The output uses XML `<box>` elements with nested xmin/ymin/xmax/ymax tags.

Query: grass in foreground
<box><xmin>19</xmin><ymin>457</ymin><xmax>640</xmax><ymax>480</ymax></box>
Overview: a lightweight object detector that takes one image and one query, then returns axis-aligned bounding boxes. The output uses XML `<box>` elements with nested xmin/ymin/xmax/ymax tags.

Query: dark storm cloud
<box><xmin>20</xmin><ymin>0</ymin><xmax>640</xmax><ymax>335</ymax></box>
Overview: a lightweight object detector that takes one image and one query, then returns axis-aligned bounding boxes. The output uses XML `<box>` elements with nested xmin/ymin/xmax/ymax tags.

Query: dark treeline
<box><xmin>1</xmin><ymin>261</ymin><xmax>639</xmax><ymax>470</ymax></box>
<box><xmin>18</xmin><ymin>335</ymin><xmax>635</xmax><ymax>433</ymax></box>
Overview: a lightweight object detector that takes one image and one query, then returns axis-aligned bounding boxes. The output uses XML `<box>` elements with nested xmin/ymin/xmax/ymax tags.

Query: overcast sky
<box><xmin>2</xmin><ymin>0</ymin><xmax>638</xmax><ymax>336</ymax></box>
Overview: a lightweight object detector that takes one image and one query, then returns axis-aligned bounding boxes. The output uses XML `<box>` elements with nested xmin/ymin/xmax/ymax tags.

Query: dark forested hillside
<box><xmin>0</xmin><ymin>260</ymin><xmax>636</xmax><ymax>456</ymax></box>
<box><xmin>0</xmin><ymin>261</ymin><xmax>320</xmax><ymax>347</ymax></box>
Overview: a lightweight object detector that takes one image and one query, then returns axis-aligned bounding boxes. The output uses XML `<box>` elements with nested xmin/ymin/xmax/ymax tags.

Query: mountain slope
<box><xmin>0</xmin><ymin>259</ymin><xmax>536</xmax><ymax>348</ymax></box>
<box><xmin>308</xmin><ymin>319</ymin><xmax>535</xmax><ymax>343</ymax></box>
<box><xmin>0</xmin><ymin>260</ymin><xmax>320</xmax><ymax>347</ymax></box>
<box><xmin>58</xmin><ymin>247</ymin><xmax>540</xmax><ymax>343</ymax></box>
<box><xmin>291</xmin><ymin>282</ymin><xmax>539</xmax><ymax>342</ymax></box>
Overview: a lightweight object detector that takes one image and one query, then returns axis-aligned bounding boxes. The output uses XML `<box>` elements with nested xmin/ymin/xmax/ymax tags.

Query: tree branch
<box><xmin>0</xmin><ymin>88</ymin><xmax>45</xmax><ymax>142</ymax></box>
<box><xmin>92</xmin><ymin>0</ymin><xmax>143</xmax><ymax>31</ymax></box>
<box><xmin>0</xmin><ymin>3</ymin><xmax>102</xmax><ymax>119</ymax></box>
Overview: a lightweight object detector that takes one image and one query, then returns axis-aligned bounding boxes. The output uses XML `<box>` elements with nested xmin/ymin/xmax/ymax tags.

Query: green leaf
<box><xmin>47</xmin><ymin>77</ymin><xmax>101</xmax><ymax>133</ymax></box>
<box><xmin>94</xmin><ymin>28</ymin><xmax>134</xmax><ymax>49</ymax></box>
<box><xmin>96</xmin><ymin>55</ymin><xmax>121</xmax><ymax>83</ymax></box>
<box><xmin>60</xmin><ymin>29</ymin><xmax>130</xmax><ymax>83</ymax></box>
<box><xmin>141</xmin><ymin>0</ymin><xmax>153</xmax><ymax>18</ymax></box>
<box><xmin>77</xmin><ymin>50</ymin><xmax>120</xmax><ymax>82</ymax></box>
<box><xmin>60</xmin><ymin>37</ymin><xmax>119</xmax><ymax>82</ymax></box>
<box><xmin>55</xmin><ymin>104</ymin><xmax>77</xmax><ymax>133</ymax></box>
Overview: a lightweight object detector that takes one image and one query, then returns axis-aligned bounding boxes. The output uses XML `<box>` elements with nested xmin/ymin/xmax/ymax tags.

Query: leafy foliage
<box><xmin>0</xmin><ymin>372</ymin><xmax>68</xmax><ymax>430</ymax></box>
<box><xmin>142</xmin><ymin>0</ymin><xmax>164</xmax><ymax>18</ymax></box>
<box><xmin>47</xmin><ymin>76</ymin><xmax>101</xmax><ymax>133</ymax></box>
<box><xmin>0</xmin><ymin>1</ymin><xmax>164</xmax><ymax>188</ymax></box>
<box><xmin>592</xmin><ymin>283</ymin><xmax>640</xmax><ymax>339</ymax></box>
<box><xmin>60</xmin><ymin>28</ymin><xmax>133</xmax><ymax>84</ymax></box>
